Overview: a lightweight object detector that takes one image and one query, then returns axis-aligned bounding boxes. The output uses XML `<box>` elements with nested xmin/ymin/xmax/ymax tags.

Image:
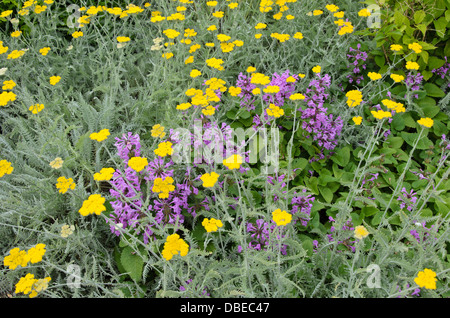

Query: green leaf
<box><xmin>424</xmin><ymin>83</ymin><xmax>445</xmax><ymax>98</ymax></box>
<box><xmin>319</xmin><ymin>186</ymin><xmax>333</xmax><ymax>204</ymax></box>
<box><xmin>434</xmin><ymin>16</ymin><xmax>448</xmax><ymax>38</ymax></box>
<box><xmin>120</xmin><ymin>246</ymin><xmax>144</xmax><ymax>282</ymax></box>
<box><xmin>330</xmin><ymin>146</ymin><xmax>350</xmax><ymax>167</ymax></box>
<box><xmin>400</xmin><ymin>131</ymin><xmax>433</xmax><ymax>150</ymax></box>
<box><xmin>414</xmin><ymin>10</ymin><xmax>426</xmax><ymax>24</ymax></box>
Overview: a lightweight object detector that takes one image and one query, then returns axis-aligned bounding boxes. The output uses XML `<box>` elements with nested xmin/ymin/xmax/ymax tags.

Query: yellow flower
<box><xmin>293</xmin><ymin>32</ymin><xmax>303</xmax><ymax>39</ymax></box>
<box><xmin>334</xmin><ymin>11</ymin><xmax>345</xmax><ymax>18</ymax></box>
<box><xmin>11</xmin><ymin>30</ymin><xmax>22</xmax><ymax>38</ymax></box>
<box><xmin>289</xmin><ymin>93</ymin><xmax>305</xmax><ymax>100</ymax></box>
<box><xmin>390</xmin><ymin>74</ymin><xmax>404</xmax><ymax>82</ymax></box>
<box><xmin>151</xmin><ymin>124</ymin><xmax>165</xmax><ymax>138</ymax></box>
<box><xmin>89</xmin><ymin>129</ymin><xmax>110</xmax><ymax>142</ymax></box>
<box><xmin>163</xmin><ymin>29</ymin><xmax>180</xmax><ymax>39</ymax></box>
<box><xmin>93</xmin><ymin>167</ymin><xmax>115</xmax><ymax>181</ymax></box>
<box><xmin>263</xmin><ymin>85</ymin><xmax>280</xmax><ymax>94</ymax></box>
<box><xmin>367</xmin><ymin>72</ymin><xmax>382</xmax><ymax>81</ymax></box>
<box><xmin>55</xmin><ymin>176</ymin><xmax>76</xmax><ymax>194</ymax></box>
<box><xmin>255</xmin><ymin>33</ymin><xmax>262</xmax><ymax>39</ymax></box>
<box><xmin>152</xmin><ymin>176</ymin><xmax>175</xmax><ymax>198</ymax></box>
<box><xmin>161</xmin><ymin>234</ymin><xmax>189</xmax><ymax>261</ymax></box>
<box><xmin>162</xmin><ymin>52</ymin><xmax>174</xmax><ymax>59</ymax></box>
<box><xmin>116</xmin><ymin>36</ymin><xmax>130</xmax><ymax>43</ymax></box>
<box><xmin>60</xmin><ymin>224</ymin><xmax>75</xmax><ymax>238</ymax></box>
<box><xmin>2</xmin><ymin>80</ymin><xmax>16</xmax><ymax>90</ymax></box>
<box><xmin>49</xmin><ymin>157</ymin><xmax>63</xmax><ymax>169</ymax></box>
<box><xmin>272</xmin><ymin>209</ymin><xmax>292</xmax><ymax>226</ymax></box>
<box><xmin>176</xmin><ymin>102</ymin><xmax>192</xmax><ymax>110</ymax></box>
<box><xmin>312</xmin><ymin>65</ymin><xmax>321</xmax><ymax>73</ymax></box>
<box><xmin>406</xmin><ymin>61</ymin><xmax>420</xmax><ymax>70</ymax></box>
<box><xmin>358</xmin><ymin>8</ymin><xmax>371</xmax><ymax>17</ymax></box>
<box><xmin>252</xmin><ymin>87</ymin><xmax>261</xmax><ymax>95</ymax></box>
<box><xmin>154</xmin><ymin>141</ymin><xmax>173</xmax><ymax>157</ymax></box>
<box><xmin>266</xmin><ymin>103</ymin><xmax>284</xmax><ymax>118</ymax></box>
<box><xmin>414</xmin><ymin>268</ymin><xmax>437</xmax><ymax>290</ymax></box>
<box><xmin>408</xmin><ymin>42</ymin><xmax>422</xmax><ymax>53</ymax></box>
<box><xmin>313</xmin><ymin>10</ymin><xmax>323</xmax><ymax>16</ymax></box>
<box><xmin>7</xmin><ymin>49</ymin><xmax>25</xmax><ymax>59</ymax></box>
<box><xmin>246</xmin><ymin>66</ymin><xmax>256</xmax><ymax>73</ymax></box>
<box><xmin>212</xmin><ymin>11</ymin><xmax>224</xmax><ymax>18</ymax></box>
<box><xmin>325</xmin><ymin>4</ymin><xmax>339</xmax><ymax>12</ymax></box>
<box><xmin>200</xmin><ymin>171</ymin><xmax>220</xmax><ymax>188</ymax></box>
<box><xmin>417</xmin><ymin>117</ymin><xmax>433</xmax><ymax>128</ymax></box>
<box><xmin>207</xmin><ymin>24</ymin><xmax>217</xmax><ymax>31</ymax></box>
<box><xmin>228</xmin><ymin>86</ymin><xmax>242</xmax><ymax>96</ymax></box>
<box><xmin>228</xmin><ymin>2</ymin><xmax>238</xmax><ymax>9</ymax></box>
<box><xmin>390</xmin><ymin>44</ymin><xmax>403</xmax><ymax>52</ymax></box>
<box><xmin>0</xmin><ymin>91</ymin><xmax>16</xmax><ymax>106</ymax></box>
<box><xmin>206</xmin><ymin>1</ymin><xmax>217</xmax><ymax>6</ymax></box>
<box><xmin>78</xmin><ymin>194</ymin><xmax>106</xmax><ymax>216</ymax></box>
<box><xmin>223</xmin><ymin>154</ymin><xmax>243</xmax><ymax>170</ymax></box>
<box><xmin>371</xmin><ymin>109</ymin><xmax>392</xmax><ymax>120</ymax></box>
<box><xmin>255</xmin><ymin>22</ymin><xmax>267</xmax><ymax>29</ymax></box>
<box><xmin>3</xmin><ymin>247</ymin><xmax>29</xmax><ymax>270</ymax></box>
<box><xmin>354</xmin><ymin>225</ymin><xmax>369</xmax><ymax>239</ymax></box>
<box><xmin>72</xmin><ymin>31</ymin><xmax>83</xmax><ymax>38</ymax></box>
<box><xmin>29</xmin><ymin>103</ymin><xmax>45</xmax><ymax>114</ymax></box>
<box><xmin>49</xmin><ymin>75</ymin><xmax>61</xmax><ymax>85</ymax></box>
<box><xmin>39</xmin><ymin>47</ymin><xmax>51</xmax><ymax>56</ymax></box>
<box><xmin>337</xmin><ymin>21</ymin><xmax>354</xmax><ymax>35</ymax></box>
<box><xmin>128</xmin><ymin>156</ymin><xmax>148</xmax><ymax>172</ymax></box>
<box><xmin>26</xmin><ymin>244</ymin><xmax>46</xmax><ymax>264</ymax></box>
<box><xmin>251</xmin><ymin>72</ymin><xmax>271</xmax><ymax>85</ymax></box>
<box><xmin>206</xmin><ymin>57</ymin><xmax>224</xmax><ymax>71</ymax></box>
<box><xmin>202</xmin><ymin>218</ymin><xmax>223</xmax><ymax>232</ymax></box>
<box><xmin>184</xmin><ymin>55</ymin><xmax>194</xmax><ymax>64</ymax></box>
<box><xmin>0</xmin><ymin>159</ymin><xmax>13</xmax><ymax>178</ymax></box>
<box><xmin>346</xmin><ymin>90</ymin><xmax>363</xmax><ymax>107</ymax></box>
<box><xmin>352</xmin><ymin>116</ymin><xmax>362</xmax><ymax>125</ymax></box>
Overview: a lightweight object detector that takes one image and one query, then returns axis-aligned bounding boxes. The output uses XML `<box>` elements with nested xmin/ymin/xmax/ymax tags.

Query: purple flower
<box><xmin>397</xmin><ymin>187</ymin><xmax>417</xmax><ymax>212</ymax></box>
<box><xmin>238</xmin><ymin>218</ymin><xmax>288</xmax><ymax>255</ymax></box>
<box><xmin>291</xmin><ymin>189</ymin><xmax>315</xmax><ymax>227</ymax></box>
<box><xmin>114</xmin><ymin>132</ymin><xmax>141</xmax><ymax>163</ymax></box>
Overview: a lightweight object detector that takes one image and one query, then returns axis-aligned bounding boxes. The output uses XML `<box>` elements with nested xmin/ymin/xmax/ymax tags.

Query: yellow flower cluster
<box><xmin>161</xmin><ymin>233</ymin><xmax>189</xmax><ymax>261</ymax></box>
<box><xmin>352</xmin><ymin>116</ymin><xmax>362</xmax><ymax>125</ymax></box>
<box><xmin>0</xmin><ymin>159</ymin><xmax>14</xmax><ymax>178</ymax></box>
<box><xmin>202</xmin><ymin>217</ymin><xmax>223</xmax><ymax>232</ymax></box>
<box><xmin>200</xmin><ymin>171</ymin><xmax>220</xmax><ymax>188</ymax></box>
<box><xmin>29</xmin><ymin>103</ymin><xmax>45</xmax><ymax>114</ymax></box>
<box><xmin>3</xmin><ymin>243</ymin><xmax>46</xmax><ymax>270</ymax></box>
<box><xmin>55</xmin><ymin>176</ymin><xmax>76</xmax><ymax>194</ymax></box>
<box><xmin>128</xmin><ymin>156</ymin><xmax>148</xmax><ymax>172</ymax></box>
<box><xmin>272</xmin><ymin>209</ymin><xmax>292</xmax><ymax>226</ymax></box>
<box><xmin>251</xmin><ymin>72</ymin><xmax>271</xmax><ymax>85</ymax></box>
<box><xmin>371</xmin><ymin>109</ymin><xmax>392</xmax><ymax>120</ymax></box>
<box><xmin>7</xmin><ymin>49</ymin><xmax>25</xmax><ymax>59</ymax></box>
<box><xmin>79</xmin><ymin>194</ymin><xmax>106</xmax><ymax>216</ymax></box>
<box><xmin>0</xmin><ymin>91</ymin><xmax>16</xmax><ymax>106</ymax></box>
<box><xmin>39</xmin><ymin>47</ymin><xmax>51</xmax><ymax>56</ymax></box>
<box><xmin>90</xmin><ymin>129</ymin><xmax>110</xmax><ymax>142</ymax></box>
<box><xmin>15</xmin><ymin>273</ymin><xmax>51</xmax><ymax>298</ymax></box>
<box><xmin>206</xmin><ymin>57</ymin><xmax>224</xmax><ymax>71</ymax></box>
<box><xmin>93</xmin><ymin>167</ymin><xmax>115</xmax><ymax>181</ymax></box>
<box><xmin>354</xmin><ymin>225</ymin><xmax>369</xmax><ymax>239</ymax></box>
<box><xmin>49</xmin><ymin>75</ymin><xmax>61</xmax><ymax>85</ymax></box>
<box><xmin>382</xmin><ymin>99</ymin><xmax>405</xmax><ymax>113</ymax></box>
<box><xmin>49</xmin><ymin>157</ymin><xmax>63</xmax><ymax>169</ymax></box>
<box><xmin>270</xmin><ymin>32</ymin><xmax>290</xmax><ymax>42</ymax></box>
<box><xmin>152</xmin><ymin>176</ymin><xmax>175</xmax><ymax>198</ymax></box>
<box><xmin>154</xmin><ymin>141</ymin><xmax>174</xmax><ymax>157</ymax></box>
<box><xmin>414</xmin><ymin>268</ymin><xmax>437</xmax><ymax>290</ymax></box>
<box><xmin>390</xmin><ymin>74</ymin><xmax>404</xmax><ymax>83</ymax></box>
<box><xmin>223</xmin><ymin>154</ymin><xmax>243</xmax><ymax>170</ymax></box>
<box><xmin>266</xmin><ymin>103</ymin><xmax>284</xmax><ymax>118</ymax></box>
<box><xmin>151</xmin><ymin>124</ymin><xmax>166</xmax><ymax>138</ymax></box>
<box><xmin>417</xmin><ymin>117</ymin><xmax>434</xmax><ymax>128</ymax></box>
<box><xmin>345</xmin><ymin>90</ymin><xmax>363</xmax><ymax>107</ymax></box>
<box><xmin>367</xmin><ymin>72</ymin><xmax>382</xmax><ymax>81</ymax></box>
